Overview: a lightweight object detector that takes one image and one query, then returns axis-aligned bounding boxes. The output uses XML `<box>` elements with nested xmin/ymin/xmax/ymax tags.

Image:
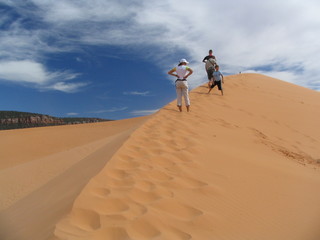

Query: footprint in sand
<box><xmin>153</xmin><ymin>186</ymin><xmax>174</xmax><ymax>198</ymax></box>
<box><xmin>141</xmin><ymin>169</ymin><xmax>173</xmax><ymax>182</ymax></box>
<box><xmin>128</xmin><ymin>188</ymin><xmax>161</xmax><ymax>204</ymax></box>
<box><xmin>89</xmin><ymin>198</ymin><xmax>129</xmax><ymax>215</ymax></box>
<box><xmin>105</xmin><ymin>177</ymin><xmax>135</xmax><ymax>189</ymax></box>
<box><xmin>100</xmin><ymin>214</ymin><xmax>127</xmax><ymax>224</ymax></box>
<box><xmin>134</xmin><ymin>180</ymin><xmax>156</xmax><ymax>191</ymax></box>
<box><xmin>127</xmin><ymin>218</ymin><xmax>161</xmax><ymax>239</ymax></box>
<box><xmin>215</xmin><ymin>118</ymin><xmax>238</xmax><ymax>129</ymax></box>
<box><xmin>123</xmin><ymin>200</ymin><xmax>148</xmax><ymax>219</ymax></box>
<box><xmin>114</xmin><ymin>159</ymin><xmax>141</xmax><ymax>170</ymax></box>
<box><xmin>151</xmin><ymin>199</ymin><xmax>203</xmax><ymax>221</ymax></box>
<box><xmin>69</xmin><ymin>208</ymin><xmax>101</xmax><ymax>231</ymax></box>
<box><xmin>168</xmin><ymin>175</ymin><xmax>208</xmax><ymax>189</ymax></box>
<box><xmin>170</xmin><ymin>151</ymin><xmax>196</xmax><ymax>165</ymax></box>
<box><xmin>92</xmin><ymin>227</ymin><xmax>130</xmax><ymax>240</ymax></box>
<box><xmin>90</xmin><ymin>187</ymin><xmax>111</xmax><ymax>198</ymax></box>
<box><xmin>105</xmin><ymin>169</ymin><xmax>130</xmax><ymax>180</ymax></box>
<box><xmin>165</xmin><ymin>226</ymin><xmax>192</xmax><ymax>240</ymax></box>
<box><xmin>151</xmin><ymin>156</ymin><xmax>177</xmax><ymax>168</ymax></box>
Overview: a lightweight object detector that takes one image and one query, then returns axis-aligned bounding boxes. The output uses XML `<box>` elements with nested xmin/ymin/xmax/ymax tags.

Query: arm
<box><xmin>168</xmin><ymin>68</ymin><xmax>178</xmax><ymax>78</ymax></box>
<box><xmin>185</xmin><ymin>68</ymin><xmax>193</xmax><ymax>79</ymax></box>
<box><xmin>221</xmin><ymin>73</ymin><xmax>224</xmax><ymax>83</ymax></box>
<box><xmin>202</xmin><ymin>56</ymin><xmax>207</xmax><ymax>63</ymax></box>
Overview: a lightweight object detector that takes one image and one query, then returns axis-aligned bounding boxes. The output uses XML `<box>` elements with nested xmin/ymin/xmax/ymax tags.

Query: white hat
<box><xmin>179</xmin><ymin>58</ymin><xmax>189</xmax><ymax>64</ymax></box>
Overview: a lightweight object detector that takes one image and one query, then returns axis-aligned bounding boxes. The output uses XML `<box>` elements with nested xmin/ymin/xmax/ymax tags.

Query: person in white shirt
<box><xmin>168</xmin><ymin>59</ymin><xmax>193</xmax><ymax>112</ymax></box>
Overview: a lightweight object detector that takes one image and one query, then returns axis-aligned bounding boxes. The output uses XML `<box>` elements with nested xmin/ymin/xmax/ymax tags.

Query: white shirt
<box><xmin>174</xmin><ymin>65</ymin><xmax>191</xmax><ymax>79</ymax></box>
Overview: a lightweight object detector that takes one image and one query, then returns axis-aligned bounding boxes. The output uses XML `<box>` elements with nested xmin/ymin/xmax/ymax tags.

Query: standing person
<box><xmin>208</xmin><ymin>65</ymin><xmax>224</xmax><ymax>96</ymax></box>
<box><xmin>202</xmin><ymin>49</ymin><xmax>217</xmax><ymax>88</ymax></box>
<box><xmin>168</xmin><ymin>59</ymin><xmax>193</xmax><ymax>112</ymax></box>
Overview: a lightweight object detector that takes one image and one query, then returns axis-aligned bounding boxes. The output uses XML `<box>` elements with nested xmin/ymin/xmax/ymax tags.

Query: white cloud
<box><xmin>130</xmin><ymin>109</ymin><xmax>159</xmax><ymax>116</ymax></box>
<box><xmin>31</xmin><ymin>0</ymin><xmax>138</xmax><ymax>23</ymax></box>
<box><xmin>0</xmin><ymin>60</ymin><xmax>86</xmax><ymax>92</ymax></box>
<box><xmin>123</xmin><ymin>91</ymin><xmax>151</xmax><ymax>96</ymax></box>
<box><xmin>0</xmin><ymin>60</ymin><xmax>48</xmax><ymax>83</ymax></box>
<box><xmin>1</xmin><ymin>0</ymin><xmax>320</xmax><ymax>91</ymax></box>
<box><xmin>48</xmin><ymin>81</ymin><xmax>88</xmax><ymax>93</ymax></box>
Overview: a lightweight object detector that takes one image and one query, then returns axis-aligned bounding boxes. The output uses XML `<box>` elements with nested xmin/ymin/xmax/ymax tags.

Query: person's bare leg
<box><xmin>208</xmin><ymin>80</ymin><xmax>214</xmax><ymax>93</ymax></box>
<box><xmin>178</xmin><ymin>105</ymin><xmax>182</xmax><ymax>112</ymax></box>
<box><xmin>186</xmin><ymin>105</ymin><xmax>190</xmax><ymax>112</ymax></box>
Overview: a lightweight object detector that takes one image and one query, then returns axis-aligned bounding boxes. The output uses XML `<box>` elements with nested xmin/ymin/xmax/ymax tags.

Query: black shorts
<box><xmin>210</xmin><ymin>81</ymin><xmax>222</xmax><ymax>90</ymax></box>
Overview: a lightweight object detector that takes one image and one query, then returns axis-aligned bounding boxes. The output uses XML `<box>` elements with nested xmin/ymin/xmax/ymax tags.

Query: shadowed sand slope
<box><xmin>52</xmin><ymin>73</ymin><xmax>320</xmax><ymax>240</ymax></box>
<box><xmin>0</xmin><ymin>117</ymin><xmax>149</xmax><ymax>240</ymax></box>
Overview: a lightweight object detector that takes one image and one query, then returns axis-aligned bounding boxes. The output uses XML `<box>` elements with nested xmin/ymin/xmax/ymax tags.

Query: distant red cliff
<box><xmin>0</xmin><ymin>111</ymin><xmax>110</xmax><ymax>130</ymax></box>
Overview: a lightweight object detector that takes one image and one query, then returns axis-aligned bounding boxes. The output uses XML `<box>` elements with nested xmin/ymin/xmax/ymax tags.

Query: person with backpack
<box><xmin>168</xmin><ymin>59</ymin><xmax>193</xmax><ymax>112</ymax></box>
<box><xmin>202</xmin><ymin>49</ymin><xmax>216</xmax><ymax>88</ymax></box>
<box><xmin>208</xmin><ymin>65</ymin><xmax>224</xmax><ymax>96</ymax></box>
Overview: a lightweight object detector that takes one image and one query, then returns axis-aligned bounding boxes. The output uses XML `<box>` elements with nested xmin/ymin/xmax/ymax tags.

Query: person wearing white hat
<box><xmin>168</xmin><ymin>59</ymin><xmax>193</xmax><ymax>112</ymax></box>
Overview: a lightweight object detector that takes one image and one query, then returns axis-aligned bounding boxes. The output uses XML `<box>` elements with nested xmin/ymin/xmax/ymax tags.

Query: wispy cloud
<box><xmin>47</xmin><ymin>81</ymin><xmax>88</xmax><ymax>93</ymax></box>
<box><xmin>89</xmin><ymin>107</ymin><xmax>128</xmax><ymax>114</ymax></box>
<box><xmin>66</xmin><ymin>112</ymin><xmax>79</xmax><ymax>116</ymax></box>
<box><xmin>130</xmin><ymin>109</ymin><xmax>159</xmax><ymax>116</ymax></box>
<box><xmin>123</xmin><ymin>91</ymin><xmax>151</xmax><ymax>96</ymax></box>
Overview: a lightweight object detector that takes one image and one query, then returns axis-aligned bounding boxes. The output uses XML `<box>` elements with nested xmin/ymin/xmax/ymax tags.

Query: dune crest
<box><xmin>51</xmin><ymin>73</ymin><xmax>320</xmax><ymax>240</ymax></box>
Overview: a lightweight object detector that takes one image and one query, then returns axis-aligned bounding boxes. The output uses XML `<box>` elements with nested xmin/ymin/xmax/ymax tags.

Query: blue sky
<box><xmin>1</xmin><ymin>0</ymin><xmax>320</xmax><ymax>120</ymax></box>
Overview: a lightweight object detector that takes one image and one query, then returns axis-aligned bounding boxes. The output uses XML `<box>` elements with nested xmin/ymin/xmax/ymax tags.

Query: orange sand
<box><xmin>0</xmin><ymin>117</ymin><xmax>149</xmax><ymax>240</ymax></box>
<box><xmin>1</xmin><ymin>73</ymin><xmax>320</xmax><ymax>240</ymax></box>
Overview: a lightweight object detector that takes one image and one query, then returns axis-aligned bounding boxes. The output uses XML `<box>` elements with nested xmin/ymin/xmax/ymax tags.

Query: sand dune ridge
<box><xmin>53</xmin><ymin>73</ymin><xmax>320</xmax><ymax>240</ymax></box>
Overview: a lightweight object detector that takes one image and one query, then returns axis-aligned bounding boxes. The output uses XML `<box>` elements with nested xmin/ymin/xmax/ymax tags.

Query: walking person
<box><xmin>202</xmin><ymin>49</ymin><xmax>217</xmax><ymax>88</ymax></box>
<box><xmin>208</xmin><ymin>65</ymin><xmax>224</xmax><ymax>95</ymax></box>
<box><xmin>168</xmin><ymin>59</ymin><xmax>193</xmax><ymax>112</ymax></box>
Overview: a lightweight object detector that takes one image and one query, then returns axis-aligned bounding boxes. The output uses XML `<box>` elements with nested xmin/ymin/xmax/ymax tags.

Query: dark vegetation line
<box><xmin>0</xmin><ymin>111</ymin><xmax>111</xmax><ymax>130</ymax></box>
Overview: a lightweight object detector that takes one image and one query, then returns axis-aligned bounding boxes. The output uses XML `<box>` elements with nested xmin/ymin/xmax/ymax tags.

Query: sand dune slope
<box><xmin>0</xmin><ymin>117</ymin><xmax>149</xmax><ymax>240</ymax></box>
<box><xmin>52</xmin><ymin>73</ymin><xmax>320</xmax><ymax>240</ymax></box>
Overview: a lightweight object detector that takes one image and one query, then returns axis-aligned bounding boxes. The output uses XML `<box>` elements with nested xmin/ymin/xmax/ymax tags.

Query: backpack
<box><xmin>205</xmin><ymin>58</ymin><xmax>216</xmax><ymax>71</ymax></box>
